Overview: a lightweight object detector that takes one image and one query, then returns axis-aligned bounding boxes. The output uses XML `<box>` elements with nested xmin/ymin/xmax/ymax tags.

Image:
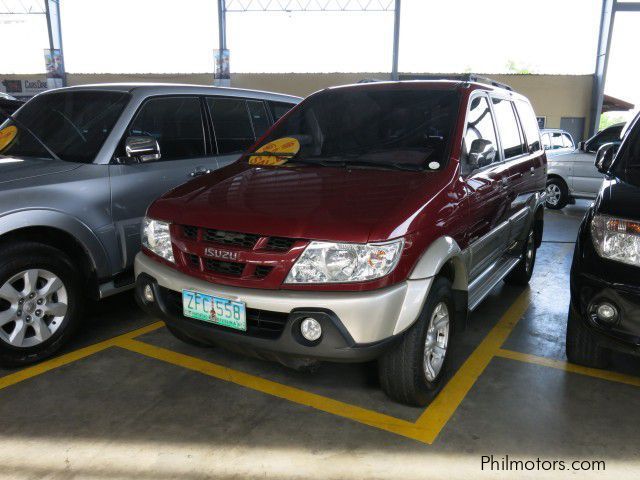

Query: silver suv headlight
<box><xmin>285</xmin><ymin>239</ymin><xmax>404</xmax><ymax>284</ymax></box>
<box><xmin>591</xmin><ymin>214</ymin><xmax>640</xmax><ymax>267</ymax></box>
<box><xmin>142</xmin><ymin>217</ymin><xmax>175</xmax><ymax>263</ymax></box>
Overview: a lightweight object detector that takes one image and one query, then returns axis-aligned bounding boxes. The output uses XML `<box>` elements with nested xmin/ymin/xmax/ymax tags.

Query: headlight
<box><xmin>591</xmin><ymin>214</ymin><xmax>640</xmax><ymax>267</ymax></box>
<box><xmin>285</xmin><ymin>239</ymin><xmax>404</xmax><ymax>284</ymax></box>
<box><xmin>142</xmin><ymin>217</ymin><xmax>174</xmax><ymax>263</ymax></box>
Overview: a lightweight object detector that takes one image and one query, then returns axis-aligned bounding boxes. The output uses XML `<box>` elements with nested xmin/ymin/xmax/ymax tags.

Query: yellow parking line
<box><xmin>413</xmin><ymin>289</ymin><xmax>531</xmax><ymax>443</ymax></box>
<box><xmin>0</xmin><ymin>321</ymin><xmax>164</xmax><ymax>391</ymax></box>
<box><xmin>496</xmin><ymin>348</ymin><xmax>640</xmax><ymax>388</ymax></box>
<box><xmin>116</xmin><ymin>337</ymin><xmax>430</xmax><ymax>443</ymax></box>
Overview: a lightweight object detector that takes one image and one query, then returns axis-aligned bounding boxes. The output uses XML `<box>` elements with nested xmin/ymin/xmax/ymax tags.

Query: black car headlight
<box><xmin>591</xmin><ymin>214</ymin><xmax>640</xmax><ymax>267</ymax></box>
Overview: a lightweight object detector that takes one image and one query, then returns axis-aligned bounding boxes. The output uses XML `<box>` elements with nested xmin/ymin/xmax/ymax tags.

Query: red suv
<box><xmin>135</xmin><ymin>80</ymin><xmax>547</xmax><ymax>406</ymax></box>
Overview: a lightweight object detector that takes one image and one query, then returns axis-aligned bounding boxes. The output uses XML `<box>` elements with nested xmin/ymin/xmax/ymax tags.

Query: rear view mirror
<box><xmin>125</xmin><ymin>135</ymin><xmax>161</xmax><ymax>163</ymax></box>
<box><xmin>468</xmin><ymin>138</ymin><xmax>496</xmax><ymax>169</ymax></box>
<box><xmin>595</xmin><ymin>142</ymin><xmax>618</xmax><ymax>174</ymax></box>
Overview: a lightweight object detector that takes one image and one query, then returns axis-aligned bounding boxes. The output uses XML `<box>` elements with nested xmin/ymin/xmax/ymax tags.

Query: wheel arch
<box><xmin>0</xmin><ymin>211</ymin><xmax>111</xmax><ymax>297</ymax></box>
<box><xmin>409</xmin><ymin>236</ymin><xmax>468</xmax><ymax>291</ymax></box>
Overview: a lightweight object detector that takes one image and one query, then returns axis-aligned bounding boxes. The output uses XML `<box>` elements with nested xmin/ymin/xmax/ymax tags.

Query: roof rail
<box><xmin>398</xmin><ymin>73</ymin><xmax>513</xmax><ymax>91</ymax></box>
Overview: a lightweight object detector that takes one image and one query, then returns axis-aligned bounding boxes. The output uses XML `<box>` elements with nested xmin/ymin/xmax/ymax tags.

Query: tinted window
<box><xmin>463</xmin><ymin>95</ymin><xmax>499</xmax><ymax>165</ymax></box>
<box><xmin>612</xmin><ymin>115</ymin><xmax>640</xmax><ymax>185</ymax></box>
<box><xmin>562</xmin><ymin>133</ymin><xmax>574</xmax><ymax>148</ymax></box>
<box><xmin>247</xmin><ymin>100</ymin><xmax>270</xmax><ymax>139</ymax></box>
<box><xmin>515</xmin><ymin>100</ymin><xmax>541</xmax><ymax>152</ymax></box>
<box><xmin>269</xmin><ymin>101</ymin><xmax>295</xmax><ymax>122</ymax></box>
<box><xmin>541</xmin><ymin>133</ymin><xmax>551</xmax><ymax>150</ymax></box>
<box><xmin>492</xmin><ymin>98</ymin><xmax>525</xmax><ymax>159</ymax></box>
<box><xmin>129</xmin><ymin>97</ymin><xmax>204</xmax><ymax>161</ymax></box>
<box><xmin>586</xmin><ymin>125</ymin><xmax>623</xmax><ymax>152</ymax></box>
<box><xmin>256</xmin><ymin>89</ymin><xmax>459</xmax><ymax>170</ymax></box>
<box><xmin>0</xmin><ymin>91</ymin><xmax>129</xmax><ymax>163</ymax></box>
<box><xmin>208</xmin><ymin>97</ymin><xmax>254</xmax><ymax>154</ymax></box>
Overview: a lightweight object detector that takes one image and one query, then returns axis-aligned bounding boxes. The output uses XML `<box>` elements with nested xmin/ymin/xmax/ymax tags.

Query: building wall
<box><xmin>1</xmin><ymin>72</ymin><xmax>594</xmax><ymax>139</ymax></box>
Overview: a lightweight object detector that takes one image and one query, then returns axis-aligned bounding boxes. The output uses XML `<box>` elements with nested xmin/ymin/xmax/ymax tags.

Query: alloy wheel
<box><xmin>525</xmin><ymin>230</ymin><xmax>535</xmax><ymax>274</ymax></box>
<box><xmin>423</xmin><ymin>302</ymin><xmax>450</xmax><ymax>382</ymax></box>
<box><xmin>546</xmin><ymin>184</ymin><xmax>561</xmax><ymax>206</ymax></box>
<box><xmin>0</xmin><ymin>269</ymin><xmax>68</xmax><ymax>348</ymax></box>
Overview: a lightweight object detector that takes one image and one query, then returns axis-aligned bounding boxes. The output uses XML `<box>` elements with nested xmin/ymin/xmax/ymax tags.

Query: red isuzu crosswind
<box><xmin>135</xmin><ymin>80</ymin><xmax>546</xmax><ymax>406</ymax></box>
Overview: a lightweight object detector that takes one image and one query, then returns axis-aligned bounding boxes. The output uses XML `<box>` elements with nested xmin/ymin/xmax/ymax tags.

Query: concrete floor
<box><xmin>1</xmin><ymin>201</ymin><xmax>639</xmax><ymax>480</ymax></box>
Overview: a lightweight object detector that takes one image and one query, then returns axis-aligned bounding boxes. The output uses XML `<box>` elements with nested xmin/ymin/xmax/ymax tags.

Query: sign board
<box><xmin>214</xmin><ymin>49</ymin><xmax>230</xmax><ymax>87</ymax></box>
<box><xmin>1</xmin><ymin>79</ymin><xmax>48</xmax><ymax>98</ymax></box>
<box><xmin>44</xmin><ymin>49</ymin><xmax>65</xmax><ymax>89</ymax></box>
<box><xmin>536</xmin><ymin>116</ymin><xmax>546</xmax><ymax>129</ymax></box>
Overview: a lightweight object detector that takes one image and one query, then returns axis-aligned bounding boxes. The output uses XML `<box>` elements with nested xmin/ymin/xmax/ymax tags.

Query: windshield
<box><xmin>613</xmin><ymin>113</ymin><xmax>640</xmax><ymax>187</ymax></box>
<box><xmin>252</xmin><ymin>88</ymin><xmax>460</xmax><ymax>170</ymax></box>
<box><xmin>0</xmin><ymin>90</ymin><xmax>130</xmax><ymax>163</ymax></box>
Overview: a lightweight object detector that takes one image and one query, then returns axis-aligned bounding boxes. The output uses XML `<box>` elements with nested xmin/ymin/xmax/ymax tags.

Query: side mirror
<box><xmin>125</xmin><ymin>135</ymin><xmax>161</xmax><ymax>163</ymax></box>
<box><xmin>578</xmin><ymin>141</ymin><xmax>585</xmax><ymax>152</ymax></box>
<box><xmin>468</xmin><ymin>138</ymin><xmax>496</xmax><ymax>169</ymax></box>
<box><xmin>595</xmin><ymin>142</ymin><xmax>618</xmax><ymax>174</ymax></box>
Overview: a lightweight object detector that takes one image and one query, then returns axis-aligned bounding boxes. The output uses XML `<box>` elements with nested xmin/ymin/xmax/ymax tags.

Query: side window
<box><xmin>551</xmin><ymin>132</ymin><xmax>564</xmax><ymax>149</ymax></box>
<box><xmin>269</xmin><ymin>101</ymin><xmax>295</xmax><ymax>122</ymax></box>
<box><xmin>247</xmin><ymin>100</ymin><xmax>270</xmax><ymax>138</ymax></box>
<box><xmin>128</xmin><ymin>96</ymin><xmax>205</xmax><ymax>161</ymax></box>
<box><xmin>542</xmin><ymin>133</ymin><xmax>551</xmax><ymax>150</ymax></box>
<box><xmin>492</xmin><ymin>98</ymin><xmax>526</xmax><ymax>159</ymax></box>
<box><xmin>562</xmin><ymin>134</ymin><xmax>574</xmax><ymax>149</ymax></box>
<box><xmin>208</xmin><ymin>97</ymin><xmax>255</xmax><ymax>154</ymax></box>
<box><xmin>463</xmin><ymin>95</ymin><xmax>499</xmax><ymax>166</ymax></box>
<box><xmin>515</xmin><ymin>100</ymin><xmax>541</xmax><ymax>152</ymax></box>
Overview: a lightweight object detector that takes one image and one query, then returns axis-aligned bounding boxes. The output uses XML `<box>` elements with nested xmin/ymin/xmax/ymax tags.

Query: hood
<box><xmin>0</xmin><ymin>156</ymin><xmax>81</xmax><ymax>185</ymax></box>
<box><xmin>598</xmin><ymin>177</ymin><xmax>640</xmax><ymax>221</ymax></box>
<box><xmin>149</xmin><ymin>164</ymin><xmax>446</xmax><ymax>243</ymax></box>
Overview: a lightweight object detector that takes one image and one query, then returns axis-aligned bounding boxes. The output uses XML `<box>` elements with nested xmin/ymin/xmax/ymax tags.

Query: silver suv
<box><xmin>0</xmin><ymin>83</ymin><xmax>300</xmax><ymax>366</ymax></box>
<box><xmin>543</xmin><ymin>124</ymin><xmax>624</xmax><ymax>209</ymax></box>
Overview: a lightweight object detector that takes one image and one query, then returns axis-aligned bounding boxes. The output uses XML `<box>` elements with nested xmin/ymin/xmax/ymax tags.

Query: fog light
<box><xmin>300</xmin><ymin>317</ymin><xmax>322</xmax><ymax>342</ymax></box>
<box><xmin>143</xmin><ymin>284</ymin><xmax>155</xmax><ymax>303</ymax></box>
<box><xmin>596</xmin><ymin>302</ymin><xmax>618</xmax><ymax>323</ymax></box>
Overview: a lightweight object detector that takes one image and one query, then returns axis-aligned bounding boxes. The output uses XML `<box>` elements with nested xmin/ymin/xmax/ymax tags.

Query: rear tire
<box><xmin>504</xmin><ymin>227</ymin><xmax>537</xmax><ymax>286</ymax></box>
<box><xmin>378</xmin><ymin>277</ymin><xmax>455</xmax><ymax>406</ymax></box>
<box><xmin>0</xmin><ymin>242</ymin><xmax>83</xmax><ymax>367</ymax></box>
<box><xmin>545</xmin><ymin>178</ymin><xmax>569</xmax><ymax>210</ymax></box>
<box><xmin>565</xmin><ymin>304</ymin><xmax>610</xmax><ymax>369</ymax></box>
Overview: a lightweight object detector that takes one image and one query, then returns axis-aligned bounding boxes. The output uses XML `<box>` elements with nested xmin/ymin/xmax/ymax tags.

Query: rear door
<box><xmin>492</xmin><ymin>96</ymin><xmax>538</xmax><ymax>248</ymax></box>
<box><xmin>108</xmin><ymin>95</ymin><xmax>219</xmax><ymax>270</ymax></box>
<box><xmin>462</xmin><ymin>93</ymin><xmax>510</xmax><ymax>281</ymax></box>
<box><xmin>206</xmin><ymin>97</ymin><xmax>274</xmax><ymax>169</ymax></box>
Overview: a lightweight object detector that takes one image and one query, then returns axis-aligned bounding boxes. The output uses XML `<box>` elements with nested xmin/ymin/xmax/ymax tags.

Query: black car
<box><xmin>567</xmin><ymin>112</ymin><xmax>640</xmax><ymax>367</ymax></box>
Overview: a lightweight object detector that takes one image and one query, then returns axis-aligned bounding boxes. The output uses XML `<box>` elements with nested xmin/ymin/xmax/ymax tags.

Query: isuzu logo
<box><xmin>204</xmin><ymin>248</ymin><xmax>238</xmax><ymax>261</ymax></box>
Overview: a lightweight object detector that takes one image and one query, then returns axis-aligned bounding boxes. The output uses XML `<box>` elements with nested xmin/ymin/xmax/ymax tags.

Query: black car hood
<box><xmin>598</xmin><ymin>177</ymin><xmax>640</xmax><ymax>221</ymax></box>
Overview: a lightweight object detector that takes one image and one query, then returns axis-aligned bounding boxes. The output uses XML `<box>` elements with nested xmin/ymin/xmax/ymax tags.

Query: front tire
<box><xmin>378</xmin><ymin>277</ymin><xmax>455</xmax><ymax>406</ymax></box>
<box><xmin>0</xmin><ymin>242</ymin><xmax>83</xmax><ymax>367</ymax></box>
<box><xmin>545</xmin><ymin>178</ymin><xmax>569</xmax><ymax>210</ymax></box>
<box><xmin>565</xmin><ymin>304</ymin><xmax>610</xmax><ymax>369</ymax></box>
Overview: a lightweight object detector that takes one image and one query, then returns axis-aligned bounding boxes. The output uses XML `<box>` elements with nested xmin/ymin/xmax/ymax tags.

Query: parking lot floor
<box><xmin>1</xmin><ymin>201</ymin><xmax>639</xmax><ymax>479</ymax></box>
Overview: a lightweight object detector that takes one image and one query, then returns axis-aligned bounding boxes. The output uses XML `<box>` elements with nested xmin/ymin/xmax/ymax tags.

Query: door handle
<box><xmin>530</xmin><ymin>166</ymin><xmax>536</xmax><ymax>176</ymax></box>
<box><xmin>190</xmin><ymin>168</ymin><xmax>211</xmax><ymax>177</ymax></box>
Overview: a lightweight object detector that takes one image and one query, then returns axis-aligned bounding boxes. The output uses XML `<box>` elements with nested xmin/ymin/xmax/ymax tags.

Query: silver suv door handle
<box><xmin>190</xmin><ymin>168</ymin><xmax>211</xmax><ymax>177</ymax></box>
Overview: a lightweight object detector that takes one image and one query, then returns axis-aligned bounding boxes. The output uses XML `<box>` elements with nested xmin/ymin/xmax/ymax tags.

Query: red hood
<box><xmin>149</xmin><ymin>163</ymin><xmax>447</xmax><ymax>243</ymax></box>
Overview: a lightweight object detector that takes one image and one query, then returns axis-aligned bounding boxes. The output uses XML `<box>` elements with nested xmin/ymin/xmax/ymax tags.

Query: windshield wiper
<box><xmin>294</xmin><ymin>155</ymin><xmax>423</xmax><ymax>171</ymax></box>
<box><xmin>0</xmin><ymin>106</ymin><xmax>62</xmax><ymax>161</ymax></box>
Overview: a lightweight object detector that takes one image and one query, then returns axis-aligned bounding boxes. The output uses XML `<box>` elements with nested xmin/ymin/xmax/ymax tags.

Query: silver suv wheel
<box><xmin>423</xmin><ymin>301</ymin><xmax>450</xmax><ymax>382</ymax></box>
<box><xmin>546</xmin><ymin>183</ymin><xmax>561</xmax><ymax>206</ymax></box>
<box><xmin>0</xmin><ymin>269</ymin><xmax>68</xmax><ymax>348</ymax></box>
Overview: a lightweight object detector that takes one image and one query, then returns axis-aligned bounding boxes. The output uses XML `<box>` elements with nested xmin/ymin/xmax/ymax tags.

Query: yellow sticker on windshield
<box><xmin>248</xmin><ymin>137</ymin><xmax>300</xmax><ymax>166</ymax></box>
<box><xmin>0</xmin><ymin>125</ymin><xmax>17</xmax><ymax>152</ymax></box>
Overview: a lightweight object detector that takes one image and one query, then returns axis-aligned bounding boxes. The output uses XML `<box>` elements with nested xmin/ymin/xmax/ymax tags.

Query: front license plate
<box><xmin>182</xmin><ymin>289</ymin><xmax>246</xmax><ymax>331</ymax></box>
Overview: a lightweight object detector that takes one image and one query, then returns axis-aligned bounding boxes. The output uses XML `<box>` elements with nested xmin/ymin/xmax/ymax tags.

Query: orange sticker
<box><xmin>0</xmin><ymin>125</ymin><xmax>17</xmax><ymax>152</ymax></box>
<box><xmin>248</xmin><ymin>137</ymin><xmax>300</xmax><ymax>166</ymax></box>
